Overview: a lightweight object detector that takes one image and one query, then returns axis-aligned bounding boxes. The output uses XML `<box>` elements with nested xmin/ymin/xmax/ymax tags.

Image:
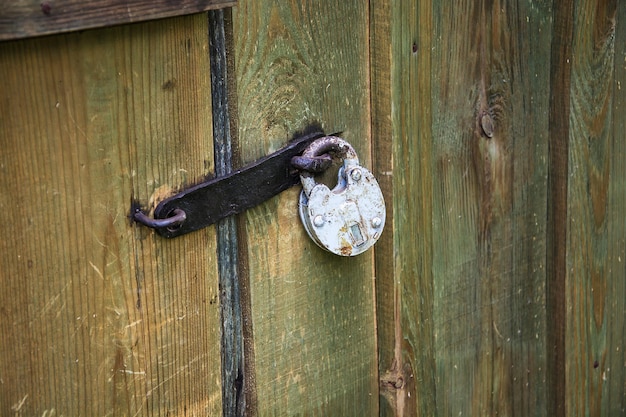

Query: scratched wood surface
<box><xmin>0</xmin><ymin>0</ymin><xmax>236</xmax><ymax>41</ymax></box>
<box><xmin>0</xmin><ymin>15</ymin><xmax>222</xmax><ymax>416</ymax></box>
<box><xmin>372</xmin><ymin>1</ymin><xmax>553</xmax><ymax>415</ymax></box>
<box><xmin>561</xmin><ymin>1</ymin><xmax>625</xmax><ymax>415</ymax></box>
<box><xmin>231</xmin><ymin>1</ymin><xmax>379</xmax><ymax>415</ymax></box>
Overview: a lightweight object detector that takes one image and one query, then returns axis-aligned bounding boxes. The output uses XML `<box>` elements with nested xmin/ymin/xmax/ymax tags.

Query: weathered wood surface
<box><xmin>1</xmin><ymin>2</ymin><xmax>625</xmax><ymax>416</ymax></box>
<box><xmin>371</xmin><ymin>1</ymin><xmax>433</xmax><ymax>416</ymax></box>
<box><xmin>0</xmin><ymin>0</ymin><xmax>236</xmax><ymax>41</ymax></box>
<box><xmin>431</xmin><ymin>1</ymin><xmax>552</xmax><ymax>413</ymax></box>
<box><xmin>0</xmin><ymin>15</ymin><xmax>222</xmax><ymax>416</ymax></box>
<box><xmin>208</xmin><ymin>9</ymin><xmax>246</xmax><ymax>417</ymax></box>
<box><xmin>373</xmin><ymin>0</ymin><xmax>553</xmax><ymax>415</ymax></box>
<box><xmin>560</xmin><ymin>1</ymin><xmax>625</xmax><ymax>415</ymax></box>
<box><xmin>546</xmin><ymin>0</ymin><xmax>574</xmax><ymax>415</ymax></box>
<box><xmin>231</xmin><ymin>1</ymin><xmax>379</xmax><ymax>415</ymax></box>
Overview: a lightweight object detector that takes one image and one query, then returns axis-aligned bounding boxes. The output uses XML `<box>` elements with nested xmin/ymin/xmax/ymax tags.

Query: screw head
<box><xmin>313</xmin><ymin>215</ymin><xmax>325</xmax><ymax>227</ymax></box>
<box><xmin>371</xmin><ymin>217</ymin><xmax>382</xmax><ymax>228</ymax></box>
<box><xmin>350</xmin><ymin>168</ymin><xmax>362</xmax><ymax>182</ymax></box>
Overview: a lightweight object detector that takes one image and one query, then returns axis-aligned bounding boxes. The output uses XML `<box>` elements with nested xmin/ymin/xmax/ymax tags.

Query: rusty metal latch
<box><xmin>132</xmin><ymin>130</ymin><xmax>331</xmax><ymax>238</ymax></box>
<box><xmin>132</xmin><ymin>132</ymin><xmax>385</xmax><ymax>256</ymax></box>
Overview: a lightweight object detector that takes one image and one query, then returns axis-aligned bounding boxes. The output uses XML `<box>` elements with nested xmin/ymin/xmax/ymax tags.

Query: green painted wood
<box><xmin>546</xmin><ymin>0</ymin><xmax>574</xmax><ymax>415</ymax></box>
<box><xmin>430</xmin><ymin>1</ymin><xmax>551</xmax><ymax>415</ymax></box>
<box><xmin>231</xmin><ymin>1</ymin><xmax>378</xmax><ymax>415</ymax></box>
<box><xmin>373</xmin><ymin>0</ymin><xmax>553</xmax><ymax>415</ymax></box>
<box><xmin>0</xmin><ymin>15</ymin><xmax>222</xmax><ymax>416</ymax></box>
<box><xmin>603</xmin><ymin>5</ymin><xmax>626</xmax><ymax>413</ymax></box>
<box><xmin>1</xmin><ymin>2</ymin><xmax>625</xmax><ymax>415</ymax></box>
<box><xmin>564</xmin><ymin>1</ymin><xmax>625</xmax><ymax>415</ymax></box>
<box><xmin>371</xmin><ymin>2</ymin><xmax>434</xmax><ymax>416</ymax></box>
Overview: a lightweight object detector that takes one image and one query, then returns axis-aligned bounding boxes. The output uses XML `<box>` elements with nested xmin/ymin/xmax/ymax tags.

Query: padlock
<box><xmin>297</xmin><ymin>136</ymin><xmax>385</xmax><ymax>256</ymax></box>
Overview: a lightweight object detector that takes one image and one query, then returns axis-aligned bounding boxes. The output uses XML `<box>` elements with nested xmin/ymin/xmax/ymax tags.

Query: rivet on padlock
<box><xmin>292</xmin><ymin>136</ymin><xmax>386</xmax><ymax>256</ymax></box>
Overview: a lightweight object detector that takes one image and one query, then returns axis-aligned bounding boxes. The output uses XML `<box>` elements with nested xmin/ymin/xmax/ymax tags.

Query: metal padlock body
<box><xmin>298</xmin><ymin>137</ymin><xmax>385</xmax><ymax>256</ymax></box>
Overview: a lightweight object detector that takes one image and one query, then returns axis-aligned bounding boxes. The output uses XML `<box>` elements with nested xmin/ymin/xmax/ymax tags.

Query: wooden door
<box><xmin>1</xmin><ymin>1</ymin><xmax>625</xmax><ymax>417</ymax></box>
<box><xmin>371</xmin><ymin>1</ymin><xmax>625</xmax><ymax>416</ymax></box>
<box><xmin>0</xmin><ymin>1</ymin><xmax>377</xmax><ymax>416</ymax></box>
<box><xmin>230</xmin><ymin>3</ymin><xmax>378</xmax><ymax>415</ymax></box>
<box><xmin>0</xmin><ymin>9</ymin><xmax>226</xmax><ymax>417</ymax></box>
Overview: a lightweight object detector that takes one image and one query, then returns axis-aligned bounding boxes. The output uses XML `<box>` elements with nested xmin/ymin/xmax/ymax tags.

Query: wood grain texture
<box><xmin>604</xmin><ymin>4</ymin><xmax>626</xmax><ymax>412</ymax></box>
<box><xmin>429</xmin><ymin>1</ymin><xmax>552</xmax><ymax>415</ymax></box>
<box><xmin>564</xmin><ymin>0</ymin><xmax>624</xmax><ymax>415</ymax></box>
<box><xmin>372</xmin><ymin>0</ymin><xmax>553</xmax><ymax>415</ymax></box>
<box><xmin>371</xmin><ymin>1</ymin><xmax>434</xmax><ymax>416</ymax></box>
<box><xmin>232</xmin><ymin>1</ymin><xmax>378</xmax><ymax>415</ymax></box>
<box><xmin>0</xmin><ymin>0</ymin><xmax>236</xmax><ymax>41</ymax></box>
<box><xmin>546</xmin><ymin>0</ymin><xmax>574</xmax><ymax>415</ymax></box>
<box><xmin>0</xmin><ymin>15</ymin><xmax>222</xmax><ymax>416</ymax></box>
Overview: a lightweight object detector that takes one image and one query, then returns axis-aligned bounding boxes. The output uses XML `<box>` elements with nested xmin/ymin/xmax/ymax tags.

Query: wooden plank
<box><xmin>231</xmin><ymin>1</ymin><xmax>378</xmax><ymax>415</ymax></box>
<box><xmin>546</xmin><ymin>0</ymin><xmax>574</xmax><ymax>415</ymax></box>
<box><xmin>604</xmin><ymin>5</ymin><xmax>626</xmax><ymax>413</ymax></box>
<box><xmin>371</xmin><ymin>1</ymin><xmax>434</xmax><ymax>416</ymax></box>
<box><xmin>429</xmin><ymin>1</ymin><xmax>552</xmax><ymax>414</ymax></box>
<box><xmin>564</xmin><ymin>0</ymin><xmax>624</xmax><ymax>415</ymax></box>
<box><xmin>0</xmin><ymin>0</ymin><xmax>236</xmax><ymax>41</ymax></box>
<box><xmin>372</xmin><ymin>0</ymin><xmax>553</xmax><ymax>415</ymax></box>
<box><xmin>0</xmin><ymin>15</ymin><xmax>222</xmax><ymax>416</ymax></box>
<box><xmin>369</xmin><ymin>1</ymin><xmax>397</xmax><ymax>411</ymax></box>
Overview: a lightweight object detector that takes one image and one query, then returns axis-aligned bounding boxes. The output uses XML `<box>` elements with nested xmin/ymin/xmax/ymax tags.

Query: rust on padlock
<box><xmin>295</xmin><ymin>136</ymin><xmax>386</xmax><ymax>256</ymax></box>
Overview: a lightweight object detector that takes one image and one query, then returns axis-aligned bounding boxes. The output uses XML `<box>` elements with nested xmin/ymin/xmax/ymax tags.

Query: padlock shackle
<box><xmin>300</xmin><ymin>135</ymin><xmax>359</xmax><ymax>162</ymax></box>
<box><xmin>299</xmin><ymin>136</ymin><xmax>360</xmax><ymax>196</ymax></box>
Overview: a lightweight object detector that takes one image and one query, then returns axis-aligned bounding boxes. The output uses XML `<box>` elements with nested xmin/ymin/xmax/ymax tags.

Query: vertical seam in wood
<box><xmin>209</xmin><ymin>9</ymin><xmax>250</xmax><ymax>417</ymax></box>
<box><xmin>369</xmin><ymin>0</ymin><xmax>395</xmax><ymax>414</ymax></box>
<box><xmin>365</xmin><ymin>2</ymin><xmax>383</xmax><ymax>417</ymax></box>
<box><xmin>547</xmin><ymin>1</ymin><xmax>574</xmax><ymax>416</ymax></box>
<box><xmin>224</xmin><ymin>6</ymin><xmax>258</xmax><ymax>415</ymax></box>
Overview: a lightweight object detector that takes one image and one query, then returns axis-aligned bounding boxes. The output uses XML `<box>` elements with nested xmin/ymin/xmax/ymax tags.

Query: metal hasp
<box><xmin>295</xmin><ymin>136</ymin><xmax>386</xmax><ymax>256</ymax></box>
<box><xmin>133</xmin><ymin>131</ymin><xmax>327</xmax><ymax>237</ymax></box>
